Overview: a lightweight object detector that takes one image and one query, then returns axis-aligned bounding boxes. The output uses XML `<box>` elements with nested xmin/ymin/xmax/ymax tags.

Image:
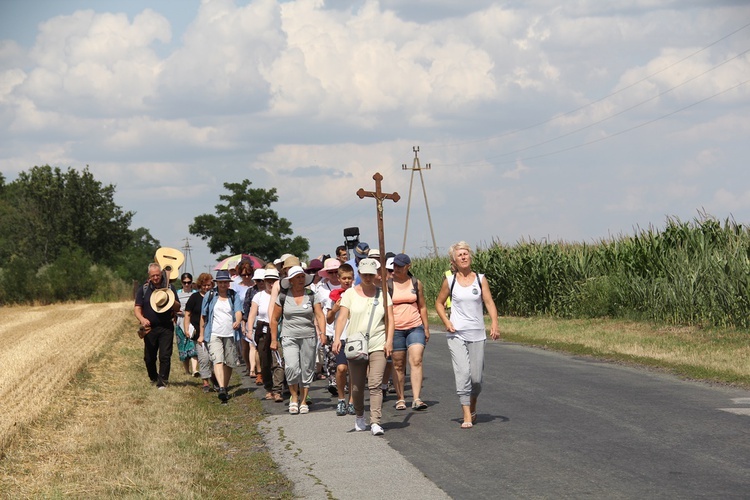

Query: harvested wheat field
<box><xmin>0</xmin><ymin>302</ymin><xmax>290</xmax><ymax>498</ymax></box>
<box><xmin>0</xmin><ymin>301</ymin><xmax>132</xmax><ymax>451</ymax></box>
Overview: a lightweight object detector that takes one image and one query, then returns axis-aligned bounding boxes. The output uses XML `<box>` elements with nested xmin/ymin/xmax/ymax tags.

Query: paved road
<box><xmin>249</xmin><ymin>332</ymin><xmax>750</xmax><ymax>499</ymax></box>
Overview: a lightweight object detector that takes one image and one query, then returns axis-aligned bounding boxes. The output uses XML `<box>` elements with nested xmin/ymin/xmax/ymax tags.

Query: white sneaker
<box><xmin>371</xmin><ymin>423</ymin><xmax>384</xmax><ymax>436</ymax></box>
<box><xmin>354</xmin><ymin>416</ymin><xmax>367</xmax><ymax>431</ymax></box>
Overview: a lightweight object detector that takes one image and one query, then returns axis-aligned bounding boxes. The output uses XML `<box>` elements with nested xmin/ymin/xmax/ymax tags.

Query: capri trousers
<box><xmin>281</xmin><ymin>336</ymin><xmax>317</xmax><ymax>388</ymax></box>
<box><xmin>446</xmin><ymin>336</ymin><xmax>486</xmax><ymax>407</ymax></box>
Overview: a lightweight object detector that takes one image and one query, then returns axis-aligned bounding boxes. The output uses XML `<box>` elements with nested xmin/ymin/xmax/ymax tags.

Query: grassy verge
<box><xmin>0</xmin><ymin>308</ymin><xmax>292</xmax><ymax>499</ymax></box>
<box><xmin>427</xmin><ymin>310</ymin><xmax>750</xmax><ymax>388</ymax></box>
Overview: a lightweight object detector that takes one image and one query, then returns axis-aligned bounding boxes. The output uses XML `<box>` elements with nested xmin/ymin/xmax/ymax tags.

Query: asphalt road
<box><xmin>250</xmin><ymin>332</ymin><xmax>750</xmax><ymax>499</ymax></box>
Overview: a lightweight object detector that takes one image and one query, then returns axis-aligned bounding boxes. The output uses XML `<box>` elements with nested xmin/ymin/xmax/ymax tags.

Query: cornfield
<box><xmin>412</xmin><ymin>214</ymin><xmax>750</xmax><ymax>329</ymax></box>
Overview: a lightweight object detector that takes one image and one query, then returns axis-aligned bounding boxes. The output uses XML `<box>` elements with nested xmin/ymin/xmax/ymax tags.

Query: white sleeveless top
<box><xmin>448</xmin><ymin>273</ymin><xmax>486</xmax><ymax>342</ymax></box>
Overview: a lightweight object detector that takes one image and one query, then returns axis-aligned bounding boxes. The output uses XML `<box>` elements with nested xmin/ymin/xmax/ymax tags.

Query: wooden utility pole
<box><xmin>402</xmin><ymin>146</ymin><xmax>438</xmax><ymax>257</ymax></box>
<box><xmin>357</xmin><ymin>172</ymin><xmax>400</xmax><ymax>334</ymax></box>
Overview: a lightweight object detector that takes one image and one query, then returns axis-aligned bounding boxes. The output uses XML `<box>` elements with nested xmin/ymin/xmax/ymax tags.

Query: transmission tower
<box><xmin>182</xmin><ymin>237</ymin><xmax>195</xmax><ymax>275</ymax></box>
<box><xmin>401</xmin><ymin>146</ymin><xmax>438</xmax><ymax>257</ymax></box>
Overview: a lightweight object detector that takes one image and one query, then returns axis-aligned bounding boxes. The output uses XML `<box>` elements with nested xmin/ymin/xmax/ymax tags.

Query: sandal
<box><xmin>461</xmin><ymin>421</ymin><xmax>473</xmax><ymax>429</ymax></box>
<box><xmin>264</xmin><ymin>392</ymin><xmax>274</xmax><ymax>400</ymax></box>
<box><xmin>471</xmin><ymin>412</ymin><xmax>477</xmax><ymax>424</ymax></box>
<box><xmin>395</xmin><ymin>399</ymin><xmax>407</xmax><ymax>410</ymax></box>
<box><xmin>273</xmin><ymin>393</ymin><xmax>284</xmax><ymax>403</ymax></box>
<box><xmin>299</xmin><ymin>404</ymin><xmax>309</xmax><ymax>414</ymax></box>
<box><xmin>289</xmin><ymin>402</ymin><xmax>299</xmax><ymax>414</ymax></box>
<box><xmin>412</xmin><ymin>399</ymin><xmax>428</xmax><ymax>410</ymax></box>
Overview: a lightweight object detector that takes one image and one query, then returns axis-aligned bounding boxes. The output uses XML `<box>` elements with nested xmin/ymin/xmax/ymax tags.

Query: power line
<box><xmin>443</xmin><ymin>45</ymin><xmax>750</xmax><ymax>167</ymax></box>
<box><xmin>431</xmin><ymin>20</ymin><xmax>750</xmax><ymax>150</ymax></box>
<box><xmin>479</xmin><ymin>77</ymin><xmax>750</xmax><ymax>168</ymax></box>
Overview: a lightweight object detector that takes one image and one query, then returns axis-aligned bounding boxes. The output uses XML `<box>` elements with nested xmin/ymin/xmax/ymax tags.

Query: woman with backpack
<box><xmin>388</xmin><ymin>253</ymin><xmax>430</xmax><ymax>411</ymax></box>
<box><xmin>435</xmin><ymin>242</ymin><xmax>499</xmax><ymax>429</ymax></box>
<box><xmin>199</xmin><ymin>270</ymin><xmax>243</xmax><ymax>403</ymax></box>
<box><xmin>269</xmin><ymin>265</ymin><xmax>326</xmax><ymax>414</ymax></box>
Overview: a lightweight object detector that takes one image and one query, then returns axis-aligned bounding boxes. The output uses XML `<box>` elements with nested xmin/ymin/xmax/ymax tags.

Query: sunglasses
<box><xmin>182</xmin><ymin>281</ymin><xmax>192</xmax><ymax>285</ymax></box>
<box><xmin>240</xmin><ymin>273</ymin><xmax>251</xmax><ymax>277</ymax></box>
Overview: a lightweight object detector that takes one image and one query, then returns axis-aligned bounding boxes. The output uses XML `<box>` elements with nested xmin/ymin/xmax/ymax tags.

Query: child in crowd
<box><xmin>325</xmin><ymin>263</ymin><xmax>356</xmax><ymax>416</ymax></box>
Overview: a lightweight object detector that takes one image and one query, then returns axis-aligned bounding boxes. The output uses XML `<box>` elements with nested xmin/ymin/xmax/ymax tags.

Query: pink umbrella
<box><xmin>214</xmin><ymin>254</ymin><xmax>266</xmax><ymax>271</ymax></box>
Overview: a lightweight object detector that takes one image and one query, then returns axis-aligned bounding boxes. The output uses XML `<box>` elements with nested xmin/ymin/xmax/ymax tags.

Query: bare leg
<box><xmin>408</xmin><ymin>344</ymin><xmax>425</xmax><ymax>401</ymax></box>
<box><xmin>391</xmin><ymin>351</ymin><xmax>407</xmax><ymax>401</ymax></box>
<box><xmin>336</xmin><ymin>364</ymin><xmax>348</xmax><ymax>400</ymax></box>
<box><xmin>288</xmin><ymin>384</ymin><xmax>299</xmax><ymax>405</ymax></box>
<box><xmin>249</xmin><ymin>343</ymin><xmax>257</xmax><ymax>375</ymax></box>
<box><xmin>214</xmin><ymin>363</ymin><xmax>227</xmax><ymax>388</ymax></box>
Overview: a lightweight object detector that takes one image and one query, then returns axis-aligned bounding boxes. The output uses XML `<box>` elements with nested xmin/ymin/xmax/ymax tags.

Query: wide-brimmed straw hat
<box><xmin>150</xmin><ymin>288</ymin><xmax>176</xmax><ymax>313</ymax></box>
<box><xmin>281</xmin><ymin>265</ymin><xmax>314</xmax><ymax>288</ymax></box>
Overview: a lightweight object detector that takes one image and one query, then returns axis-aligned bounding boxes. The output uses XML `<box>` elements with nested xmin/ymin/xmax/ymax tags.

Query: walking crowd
<box><xmin>134</xmin><ymin>240</ymin><xmax>499</xmax><ymax>434</ymax></box>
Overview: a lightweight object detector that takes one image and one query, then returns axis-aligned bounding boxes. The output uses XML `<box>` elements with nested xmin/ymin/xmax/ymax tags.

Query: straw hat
<box><xmin>150</xmin><ymin>288</ymin><xmax>176</xmax><ymax>313</ymax></box>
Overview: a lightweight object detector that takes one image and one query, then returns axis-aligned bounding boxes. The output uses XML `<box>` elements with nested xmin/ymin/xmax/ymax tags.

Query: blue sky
<box><xmin>2</xmin><ymin>0</ymin><xmax>749</xmax><ymax>275</ymax></box>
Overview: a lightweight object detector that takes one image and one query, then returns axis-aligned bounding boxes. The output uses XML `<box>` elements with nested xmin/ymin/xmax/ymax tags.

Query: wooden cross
<box><xmin>357</xmin><ymin>172</ymin><xmax>400</xmax><ymax>335</ymax></box>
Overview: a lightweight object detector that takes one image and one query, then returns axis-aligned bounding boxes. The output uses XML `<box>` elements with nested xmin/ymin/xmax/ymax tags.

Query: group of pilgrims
<box><xmin>147</xmin><ymin>240</ymin><xmax>499</xmax><ymax>434</ymax></box>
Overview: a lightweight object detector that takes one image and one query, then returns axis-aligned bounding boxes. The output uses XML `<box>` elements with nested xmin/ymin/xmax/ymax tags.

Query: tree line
<box><xmin>0</xmin><ymin>166</ymin><xmax>310</xmax><ymax>305</ymax></box>
<box><xmin>0</xmin><ymin>166</ymin><xmax>160</xmax><ymax>304</ymax></box>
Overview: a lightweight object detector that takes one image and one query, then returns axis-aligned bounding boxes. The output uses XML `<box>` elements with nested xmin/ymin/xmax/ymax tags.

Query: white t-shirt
<box><xmin>210</xmin><ymin>298</ymin><xmax>235</xmax><ymax>338</ymax></box>
<box><xmin>252</xmin><ymin>290</ymin><xmax>272</xmax><ymax>324</ymax></box>
<box><xmin>447</xmin><ymin>273</ymin><xmax>486</xmax><ymax>342</ymax></box>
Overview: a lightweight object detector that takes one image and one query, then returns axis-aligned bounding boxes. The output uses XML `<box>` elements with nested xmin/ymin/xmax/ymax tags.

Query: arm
<box><xmin>417</xmin><ymin>280</ymin><xmax>430</xmax><ymax>343</ymax></box>
<box><xmin>435</xmin><ymin>277</ymin><xmax>455</xmax><ymax>333</ymax></box>
<box><xmin>481</xmin><ymin>276</ymin><xmax>500</xmax><ymax>340</ymax></box>
<box><xmin>198</xmin><ymin>314</ymin><xmax>206</xmax><ymax>344</ymax></box>
<box><xmin>232</xmin><ymin>293</ymin><xmax>243</xmax><ymax>331</ymax></box>
<box><xmin>267</xmin><ymin>281</ymin><xmax>280</xmax><ymax>320</ymax></box>
<box><xmin>327</xmin><ymin>299</ymin><xmax>341</xmax><ymax>324</ymax></box>
<box><xmin>134</xmin><ymin>305</ymin><xmax>150</xmax><ymax>328</ymax></box>
<box><xmin>269</xmin><ymin>302</ymin><xmax>282</xmax><ymax>351</ymax></box>
<box><xmin>313</xmin><ymin>302</ymin><xmax>327</xmax><ymax>345</ymax></box>
<box><xmin>183</xmin><ymin>309</ymin><xmax>192</xmax><ymax>336</ymax></box>
<box><xmin>332</xmin><ymin>305</ymin><xmax>350</xmax><ymax>355</ymax></box>
<box><xmin>384</xmin><ymin>303</ymin><xmax>395</xmax><ymax>357</ymax></box>
<box><xmin>245</xmin><ymin>301</ymin><xmax>259</xmax><ymax>342</ymax></box>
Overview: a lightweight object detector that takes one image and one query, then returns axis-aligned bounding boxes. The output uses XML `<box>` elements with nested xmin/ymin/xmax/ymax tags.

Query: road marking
<box><xmin>730</xmin><ymin>398</ymin><xmax>750</xmax><ymax>405</ymax></box>
<box><xmin>718</xmin><ymin>408</ymin><xmax>750</xmax><ymax>416</ymax></box>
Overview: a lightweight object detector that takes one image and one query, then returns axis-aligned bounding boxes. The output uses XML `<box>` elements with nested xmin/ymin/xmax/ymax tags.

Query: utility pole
<box><xmin>401</xmin><ymin>146</ymin><xmax>439</xmax><ymax>257</ymax></box>
<box><xmin>182</xmin><ymin>237</ymin><xmax>195</xmax><ymax>275</ymax></box>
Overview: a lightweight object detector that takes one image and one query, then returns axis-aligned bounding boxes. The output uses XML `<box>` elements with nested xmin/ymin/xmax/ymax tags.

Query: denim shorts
<box><xmin>393</xmin><ymin>325</ymin><xmax>426</xmax><ymax>351</ymax></box>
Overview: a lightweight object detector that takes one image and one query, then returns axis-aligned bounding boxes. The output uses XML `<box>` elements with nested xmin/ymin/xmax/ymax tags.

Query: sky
<box><xmin>1</xmin><ymin>0</ymin><xmax>749</xmax><ymax>276</ymax></box>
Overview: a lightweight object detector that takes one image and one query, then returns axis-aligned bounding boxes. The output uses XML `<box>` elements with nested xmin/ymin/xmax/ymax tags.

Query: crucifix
<box><xmin>357</xmin><ymin>172</ymin><xmax>400</xmax><ymax>334</ymax></box>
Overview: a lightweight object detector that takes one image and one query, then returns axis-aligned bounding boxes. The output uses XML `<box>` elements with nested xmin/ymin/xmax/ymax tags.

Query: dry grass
<box><xmin>0</xmin><ymin>302</ymin><xmax>130</xmax><ymax>451</ymax></box>
<box><xmin>0</xmin><ymin>302</ymin><xmax>291</xmax><ymax>499</ymax></box>
<box><xmin>425</xmin><ymin>310</ymin><xmax>750</xmax><ymax>387</ymax></box>
<box><xmin>498</xmin><ymin>316</ymin><xmax>750</xmax><ymax>386</ymax></box>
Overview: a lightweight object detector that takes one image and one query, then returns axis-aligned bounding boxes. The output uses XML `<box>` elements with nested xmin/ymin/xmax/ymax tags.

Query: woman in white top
<box><xmin>246</xmin><ymin>268</ymin><xmax>285</xmax><ymax>402</ymax></box>
<box><xmin>435</xmin><ymin>241</ymin><xmax>499</xmax><ymax>429</ymax></box>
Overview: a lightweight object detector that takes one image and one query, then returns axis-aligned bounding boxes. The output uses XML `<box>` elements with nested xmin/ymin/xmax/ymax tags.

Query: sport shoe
<box><xmin>327</xmin><ymin>384</ymin><xmax>338</xmax><ymax>396</ymax></box>
<box><xmin>371</xmin><ymin>423</ymin><xmax>384</xmax><ymax>436</ymax></box>
<box><xmin>218</xmin><ymin>388</ymin><xmax>228</xmax><ymax>402</ymax></box>
<box><xmin>354</xmin><ymin>416</ymin><xmax>367</xmax><ymax>431</ymax></box>
<box><xmin>348</xmin><ymin>403</ymin><xmax>356</xmax><ymax>415</ymax></box>
<box><xmin>336</xmin><ymin>400</ymin><xmax>347</xmax><ymax>416</ymax></box>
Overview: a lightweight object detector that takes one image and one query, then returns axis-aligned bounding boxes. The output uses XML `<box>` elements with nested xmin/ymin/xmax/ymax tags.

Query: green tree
<box><xmin>189</xmin><ymin>180</ymin><xmax>309</xmax><ymax>261</ymax></box>
<box><xmin>0</xmin><ymin>166</ymin><xmax>134</xmax><ymax>267</ymax></box>
<box><xmin>109</xmin><ymin>226</ymin><xmax>161</xmax><ymax>281</ymax></box>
